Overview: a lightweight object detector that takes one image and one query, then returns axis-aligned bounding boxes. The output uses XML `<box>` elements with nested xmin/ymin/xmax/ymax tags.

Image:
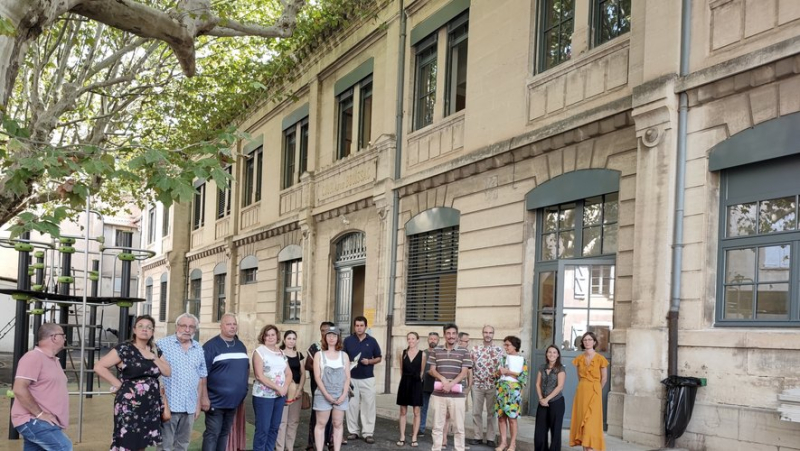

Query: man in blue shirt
<box><xmin>158</xmin><ymin>313</ymin><xmax>208</xmax><ymax>451</ymax></box>
<box><xmin>200</xmin><ymin>313</ymin><xmax>249</xmax><ymax>451</ymax></box>
<box><xmin>343</xmin><ymin>316</ymin><xmax>382</xmax><ymax>444</ymax></box>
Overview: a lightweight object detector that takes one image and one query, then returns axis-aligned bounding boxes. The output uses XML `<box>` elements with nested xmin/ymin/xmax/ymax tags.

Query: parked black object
<box><xmin>662</xmin><ymin>375</ymin><xmax>703</xmax><ymax>447</ymax></box>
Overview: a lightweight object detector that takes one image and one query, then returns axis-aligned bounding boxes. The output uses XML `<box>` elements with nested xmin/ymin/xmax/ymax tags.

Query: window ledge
<box><xmin>528</xmin><ymin>36</ymin><xmax>630</xmax><ymax>89</ymax></box>
<box><xmin>409</xmin><ymin>109</ymin><xmax>466</xmax><ymax>140</ymax></box>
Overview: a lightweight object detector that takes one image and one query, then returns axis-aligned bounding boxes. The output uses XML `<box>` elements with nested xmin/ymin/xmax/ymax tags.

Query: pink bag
<box><xmin>434</xmin><ymin>381</ymin><xmax>463</xmax><ymax>393</ymax></box>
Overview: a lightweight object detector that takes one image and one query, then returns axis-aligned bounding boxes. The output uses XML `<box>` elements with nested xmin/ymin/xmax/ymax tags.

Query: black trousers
<box><xmin>533</xmin><ymin>396</ymin><xmax>565</xmax><ymax>451</ymax></box>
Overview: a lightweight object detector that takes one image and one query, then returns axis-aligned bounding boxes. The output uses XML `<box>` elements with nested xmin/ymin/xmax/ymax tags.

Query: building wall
<box><xmin>135</xmin><ymin>1</ymin><xmax>800</xmax><ymax>448</ymax></box>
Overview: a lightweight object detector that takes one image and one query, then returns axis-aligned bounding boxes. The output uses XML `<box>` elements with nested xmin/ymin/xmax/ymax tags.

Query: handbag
<box><xmin>161</xmin><ymin>388</ymin><xmax>171</xmax><ymax>422</ymax></box>
<box><xmin>301</xmin><ymin>390</ymin><xmax>312</xmax><ymax>410</ymax></box>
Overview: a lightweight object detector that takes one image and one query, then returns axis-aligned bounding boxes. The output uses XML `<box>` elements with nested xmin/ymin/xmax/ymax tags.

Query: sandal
<box><xmin>495</xmin><ymin>445</ymin><xmax>507</xmax><ymax>451</ymax></box>
<box><xmin>410</xmin><ymin>441</ymin><xmax>419</xmax><ymax>447</ymax></box>
<box><xmin>396</xmin><ymin>440</ymin><xmax>405</xmax><ymax>446</ymax></box>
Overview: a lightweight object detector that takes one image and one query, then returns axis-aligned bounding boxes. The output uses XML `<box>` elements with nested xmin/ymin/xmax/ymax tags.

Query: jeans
<box><xmin>253</xmin><ymin>396</ymin><xmax>286</xmax><ymax>451</ymax></box>
<box><xmin>159</xmin><ymin>412</ymin><xmax>195</xmax><ymax>451</ymax></box>
<box><xmin>202</xmin><ymin>407</ymin><xmax>237</xmax><ymax>451</ymax></box>
<box><xmin>534</xmin><ymin>397</ymin><xmax>565</xmax><ymax>451</ymax></box>
<box><xmin>420</xmin><ymin>391</ymin><xmax>432</xmax><ymax>434</ymax></box>
<box><xmin>16</xmin><ymin>419</ymin><xmax>73</xmax><ymax>451</ymax></box>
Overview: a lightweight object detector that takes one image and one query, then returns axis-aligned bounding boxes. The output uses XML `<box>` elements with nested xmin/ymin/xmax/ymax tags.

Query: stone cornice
<box><xmin>313</xmin><ymin>198</ymin><xmax>376</xmax><ymax>223</ymax></box>
<box><xmin>232</xmin><ymin>222</ymin><xmax>301</xmax><ymax>247</ymax></box>
<box><xmin>141</xmin><ymin>257</ymin><xmax>168</xmax><ymax>272</ymax></box>
<box><xmin>186</xmin><ymin>244</ymin><xmax>226</xmax><ymax>262</ymax></box>
<box><xmin>398</xmin><ymin>108</ymin><xmax>634</xmax><ymax>198</ymax></box>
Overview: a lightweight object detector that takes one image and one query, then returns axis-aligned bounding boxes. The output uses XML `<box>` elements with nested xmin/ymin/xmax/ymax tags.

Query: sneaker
<box><xmin>364</xmin><ymin>436</ymin><xmax>375</xmax><ymax>444</ymax></box>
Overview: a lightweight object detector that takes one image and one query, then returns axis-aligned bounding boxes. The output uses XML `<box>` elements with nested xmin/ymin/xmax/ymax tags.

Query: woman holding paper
<box><xmin>494</xmin><ymin>336</ymin><xmax>528</xmax><ymax>451</ymax></box>
<box><xmin>569</xmin><ymin>331</ymin><xmax>608</xmax><ymax>451</ymax></box>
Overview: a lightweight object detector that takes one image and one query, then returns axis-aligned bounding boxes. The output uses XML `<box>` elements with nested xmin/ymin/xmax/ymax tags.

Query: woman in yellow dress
<box><xmin>569</xmin><ymin>332</ymin><xmax>608</xmax><ymax>451</ymax></box>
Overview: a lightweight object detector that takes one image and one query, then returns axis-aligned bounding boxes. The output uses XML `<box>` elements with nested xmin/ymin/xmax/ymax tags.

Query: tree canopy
<box><xmin>0</xmin><ymin>0</ymin><xmax>380</xmax><ymax>237</ymax></box>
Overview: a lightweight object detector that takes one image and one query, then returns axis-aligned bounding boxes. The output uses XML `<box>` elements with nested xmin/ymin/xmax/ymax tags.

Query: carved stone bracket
<box><xmin>632</xmin><ymin>99</ymin><xmax>676</xmax><ymax>150</ymax></box>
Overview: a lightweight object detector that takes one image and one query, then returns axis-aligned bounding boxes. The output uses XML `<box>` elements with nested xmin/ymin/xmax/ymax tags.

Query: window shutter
<box><xmin>406</xmin><ymin>226</ymin><xmax>459</xmax><ymax>323</ymax></box>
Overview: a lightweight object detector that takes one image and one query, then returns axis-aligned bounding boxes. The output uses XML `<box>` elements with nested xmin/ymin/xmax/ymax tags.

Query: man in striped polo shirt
<box><xmin>429</xmin><ymin>323</ymin><xmax>472</xmax><ymax>451</ymax></box>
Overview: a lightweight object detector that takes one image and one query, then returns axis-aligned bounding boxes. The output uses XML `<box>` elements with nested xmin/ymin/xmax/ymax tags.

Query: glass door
<box><xmin>532</xmin><ymin>260</ymin><xmax>614</xmax><ymax>428</ymax></box>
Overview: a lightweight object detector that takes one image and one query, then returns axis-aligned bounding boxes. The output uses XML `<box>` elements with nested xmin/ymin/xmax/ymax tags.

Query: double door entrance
<box><xmin>532</xmin><ymin>259</ymin><xmax>614</xmax><ymax>427</ymax></box>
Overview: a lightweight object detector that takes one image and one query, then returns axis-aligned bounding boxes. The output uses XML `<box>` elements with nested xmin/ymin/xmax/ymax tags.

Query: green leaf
<box><xmin>0</xmin><ymin>16</ymin><xmax>16</xmax><ymax>38</ymax></box>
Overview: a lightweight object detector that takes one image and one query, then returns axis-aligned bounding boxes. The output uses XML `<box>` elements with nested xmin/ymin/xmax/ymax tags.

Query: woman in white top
<box><xmin>252</xmin><ymin>324</ymin><xmax>291</xmax><ymax>451</ymax></box>
<box><xmin>313</xmin><ymin>326</ymin><xmax>351</xmax><ymax>451</ymax></box>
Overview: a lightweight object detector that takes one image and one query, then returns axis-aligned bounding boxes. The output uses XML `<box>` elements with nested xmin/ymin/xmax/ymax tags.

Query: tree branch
<box><xmin>70</xmin><ymin>0</ymin><xmax>306</xmax><ymax>77</ymax></box>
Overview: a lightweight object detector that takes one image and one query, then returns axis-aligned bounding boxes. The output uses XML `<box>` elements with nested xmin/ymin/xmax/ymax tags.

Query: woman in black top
<box><xmin>396</xmin><ymin>332</ymin><xmax>426</xmax><ymax>447</ymax></box>
<box><xmin>534</xmin><ymin>345</ymin><xmax>566</xmax><ymax>451</ymax></box>
<box><xmin>276</xmin><ymin>330</ymin><xmax>305</xmax><ymax>451</ymax></box>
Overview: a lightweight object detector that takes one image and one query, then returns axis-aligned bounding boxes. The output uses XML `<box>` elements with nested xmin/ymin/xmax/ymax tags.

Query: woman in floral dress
<box><xmin>494</xmin><ymin>336</ymin><xmax>528</xmax><ymax>451</ymax></box>
<box><xmin>95</xmin><ymin>315</ymin><xmax>171</xmax><ymax>451</ymax></box>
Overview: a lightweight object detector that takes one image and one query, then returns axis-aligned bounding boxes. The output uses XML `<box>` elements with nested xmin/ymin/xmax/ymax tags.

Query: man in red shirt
<box><xmin>12</xmin><ymin>322</ymin><xmax>72</xmax><ymax>450</ymax></box>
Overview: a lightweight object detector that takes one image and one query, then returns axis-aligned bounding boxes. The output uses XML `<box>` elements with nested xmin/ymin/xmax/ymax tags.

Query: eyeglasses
<box><xmin>136</xmin><ymin>325</ymin><xmax>154</xmax><ymax>331</ymax></box>
<box><xmin>50</xmin><ymin>333</ymin><xmax>66</xmax><ymax>339</ymax></box>
<box><xmin>177</xmin><ymin>323</ymin><xmax>196</xmax><ymax>330</ymax></box>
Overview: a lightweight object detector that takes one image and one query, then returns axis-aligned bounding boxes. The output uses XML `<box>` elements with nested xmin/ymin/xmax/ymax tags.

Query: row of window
<box><xmin>181</xmin><ymin>256</ymin><xmax>301</xmax><ymax>323</ymax></box>
<box><xmin>186</xmin><ymin>2</ymin><xmax>631</xmax><ymax>231</ymax></box>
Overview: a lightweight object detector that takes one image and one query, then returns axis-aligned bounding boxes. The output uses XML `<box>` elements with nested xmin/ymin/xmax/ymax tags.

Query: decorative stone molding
<box><xmin>398</xmin><ymin>111</ymin><xmax>634</xmax><ymax>198</ymax></box>
<box><xmin>141</xmin><ymin>257</ymin><xmax>168</xmax><ymax>272</ymax></box>
<box><xmin>641</xmin><ymin>127</ymin><xmax>664</xmax><ymax>148</ymax></box>
<box><xmin>186</xmin><ymin>244</ymin><xmax>226</xmax><ymax>262</ymax></box>
<box><xmin>315</xmin><ymin>149</ymin><xmax>379</xmax><ymax>204</ymax></box>
<box><xmin>407</xmin><ymin>112</ymin><xmax>465</xmax><ymax>167</ymax></box>
<box><xmin>528</xmin><ymin>39</ymin><xmax>630</xmax><ymax>122</ymax></box>
<box><xmin>232</xmin><ymin>221</ymin><xmax>301</xmax><ymax>247</ymax></box>
<box><xmin>313</xmin><ymin>198</ymin><xmax>375</xmax><ymax>223</ymax></box>
<box><xmin>686</xmin><ymin>54</ymin><xmax>800</xmax><ymax>108</ymax></box>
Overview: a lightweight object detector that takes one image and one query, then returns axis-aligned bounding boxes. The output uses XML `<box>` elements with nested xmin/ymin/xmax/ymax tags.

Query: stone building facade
<box><xmin>138</xmin><ymin>0</ymin><xmax>800</xmax><ymax>448</ymax></box>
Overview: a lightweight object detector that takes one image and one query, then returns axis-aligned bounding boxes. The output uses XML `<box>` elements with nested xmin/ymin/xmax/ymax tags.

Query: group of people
<box><xmin>392</xmin><ymin>324</ymin><xmax>528</xmax><ymax>451</ymax></box>
<box><xmin>10</xmin><ymin>315</ymin><xmax>608</xmax><ymax>451</ymax></box>
<box><xmin>393</xmin><ymin>325</ymin><xmax>608</xmax><ymax>451</ymax></box>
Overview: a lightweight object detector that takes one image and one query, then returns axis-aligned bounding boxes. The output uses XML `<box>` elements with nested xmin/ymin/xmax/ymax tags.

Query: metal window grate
<box><xmin>336</xmin><ymin>232</ymin><xmax>367</xmax><ymax>263</ymax></box>
<box><xmin>406</xmin><ymin>226</ymin><xmax>459</xmax><ymax>324</ymax></box>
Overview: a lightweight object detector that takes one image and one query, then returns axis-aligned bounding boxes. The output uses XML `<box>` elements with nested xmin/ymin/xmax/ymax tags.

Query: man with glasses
<box><xmin>469</xmin><ymin>325</ymin><xmax>503</xmax><ymax>448</ymax></box>
<box><xmin>12</xmin><ymin>323</ymin><xmax>72</xmax><ymax>450</ymax></box>
<box><xmin>200</xmin><ymin>313</ymin><xmax>249</xmax><ymax>451</ymax></box>
<box><xmin>158</xmin><ymin>313</ymin><xmax>208</xmax><ymax>451</ymax></box>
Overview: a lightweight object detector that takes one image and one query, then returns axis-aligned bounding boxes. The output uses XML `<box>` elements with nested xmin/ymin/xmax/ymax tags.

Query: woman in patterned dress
<box><xmin>494</xmin><ymin>336</ymin><xmax>528</xmax><ymax>451</ymax></box>
<box><xmin>95</xmin><ymin>315</ymin><xmax>172</xmax><ymax>451</ymax></box>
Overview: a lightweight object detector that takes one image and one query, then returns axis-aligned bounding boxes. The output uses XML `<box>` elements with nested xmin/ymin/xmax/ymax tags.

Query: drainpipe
<box><xmin>668</xmin><ymin>0</ymin><xmax>692</xmax><ymax>378</ymax></box>
<box><xmin>385</xmin><ymin>0</ymin><xmax>406</xmax><ymax>394</ymax></box>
